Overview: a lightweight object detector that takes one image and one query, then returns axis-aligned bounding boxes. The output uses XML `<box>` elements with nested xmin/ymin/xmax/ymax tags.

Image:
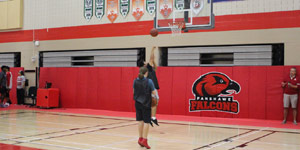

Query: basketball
<box><xmin>150</xmin><ymin>28</ymin><xmax>159</xmax><ymax>37</ymax></box>
<box><xmin>151</xmin><ymin>97</ymin><xmax>157</xmax><ymax>107</ymax></box>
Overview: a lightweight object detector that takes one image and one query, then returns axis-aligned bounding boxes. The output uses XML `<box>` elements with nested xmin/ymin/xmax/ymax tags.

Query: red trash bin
<box><xmin>36</xmin><ymin>88</ymin><xmax>59</xmax><ymax>108</ymax></box>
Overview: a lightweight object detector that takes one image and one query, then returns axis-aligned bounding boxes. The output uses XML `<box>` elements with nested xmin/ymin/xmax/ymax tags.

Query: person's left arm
<box><xmin>22</xmin><ymin>77</ymin><xmax>26</xmax><ymax>89</ymax></box>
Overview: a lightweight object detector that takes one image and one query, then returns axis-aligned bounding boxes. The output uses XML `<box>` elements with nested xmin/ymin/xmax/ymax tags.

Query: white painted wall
<box><xmin>22</xmin><ymin>0</ymin><xmax>300</xmax><ymax>30</ymax></box>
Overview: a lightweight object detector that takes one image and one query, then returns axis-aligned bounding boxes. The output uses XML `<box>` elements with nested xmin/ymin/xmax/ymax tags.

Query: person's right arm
<box><xmin>148</xmin><ymin>79</ymin><xmax>157</xmax><ymax>99</ymax></box>
<box><xmin>149</xmin><ymin>46</ymin><xmax>157</xmax><ymax>71</ymax></box>
<box><xmin>282</xmin><ymin>77</ymin><xmax>287</xmax><ymax>88</ymax></box>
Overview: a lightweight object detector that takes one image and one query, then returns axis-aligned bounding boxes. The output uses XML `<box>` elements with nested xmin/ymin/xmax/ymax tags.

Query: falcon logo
<box><xmin>189</xmin><ymin>72</ymin><xmax>241</xmax><ymax>113</ymax></box>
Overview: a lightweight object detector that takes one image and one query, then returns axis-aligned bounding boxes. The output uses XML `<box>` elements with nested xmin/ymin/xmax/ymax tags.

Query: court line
<box><xmin>195</xmin><ymin>127</ymin><xmax>270</xmax><ymax>150</ymax></box>
<box><xmin>2</xmin><ymin>110</ymin><xmax>300</xmax><ymax>150</ymax></box>
<box><xmin>27</xmin><ymin>122</ymin><xmax>138</xmax><ymax>143</ymax></box>
<box><xmin>0</xmin><ymin>111</ymin><xmax>31</xmax><ymax>118</ymax></box>
<box><xmin>235</xmin><ymin>139</ymin><xmax>300</xmax><ymax>148</ymax></box>
<box><xmin>34</xmin><ymin>111</ymin><xmax>300</xmax><ymax>135</ymax></box>
<box><xmin>192</xmin><ymin>130</ymin><xmax>255</xmax><ymax>150</ymax></box>
<box><xmin>7</xmin><ymin>122</ymin><xmax>138</xmax><ymax>150</ymax></box>
<box><xmin>1</xmin><ymin>121</ymin><xmax>128</xmax><ymax>141</ymax></box>
<box><xmin>22</xmin><ymin>141</ymin><xmax>128</xmax><ymax>150</ymax></box>
<box><xmin>228</xmin><ymin>131</ymin><xmax>276</xmax><ymax>150</ymax></box>
<box><xmin>1</xmin><ymin>112</ymin><xmax>113</xmax><ymax>127</ymax></box>
<box><xmin>88</xmin><ymin>138</ymin><xmax>137</xmax><ymax>150</ymax></box>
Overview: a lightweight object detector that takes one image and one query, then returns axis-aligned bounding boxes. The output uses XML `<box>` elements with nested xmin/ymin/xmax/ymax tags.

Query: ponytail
<box><xmin>138</xmin><ymin>73</ymin><xmax>144</xmax><ymax>79</ymax></box>
<box><xmin>138</xmin><ymin>67</ymin><xmax>148</xmax><ymax>79</ymax></box>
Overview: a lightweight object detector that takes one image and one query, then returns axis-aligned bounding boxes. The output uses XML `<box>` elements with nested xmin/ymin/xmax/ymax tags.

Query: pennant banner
<box><xmin>159</xmin><ymin>0</ymin><xmax>172</xmax><ymax>19</ymax></box>
<box><xmin>84</xmin><ymin>0</ymin><xmax>93</xmax><ymax>21</ymax></box>
<box><xmin>191</xmin><ymin>0</ymin><xmax>204</xmax><ymax>15</ymax></box>
<box><xmin>120</xmin><ymin>0</ymin><xmax>130</xmax><ymax>17</ymax></box>
<box><xmin>175</xmin><ymin>0</ymin><xmax>184</xmax><ymax>10</ymax></box>
<box><xmin>107</xmin><ymin>0</ymin><xmax>119</xmax><ymax>23</ymax></box>
<box><xmin>95</xmin><ymin>0</ymin><xmax>105</xmax><ymax>19</ymax></box>
<box><xmin>132</xmin><ymin>0</ymin><xmax>145</xmax><ymax>21</ymax></box>
<box><xmin>146</xmin><ymin>0</ymin><xmax>156</xmax><ymax>15</ymax></box>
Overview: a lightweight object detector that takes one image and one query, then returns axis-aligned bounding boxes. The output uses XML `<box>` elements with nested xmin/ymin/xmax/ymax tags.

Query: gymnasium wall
<box><xmin>18</xmin><ymin>0</ymin><xmax>300</xmax><ymax>30</ymax></box>
<box><xmin>0</xmin><ymin>0</ymin><xmax>300</xmax><ymax>88</ymax></box>
<box><xmin>39</xmin><ymin>66</ymin><xmax>300</xmax><ymax>121</ymax></box>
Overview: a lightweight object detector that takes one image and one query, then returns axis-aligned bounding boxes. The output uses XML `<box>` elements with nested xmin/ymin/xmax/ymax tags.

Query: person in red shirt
<box><xmin>281</xmin><ymin>67</ymin><xmax>299</xmax><ymax>125</ymax></box>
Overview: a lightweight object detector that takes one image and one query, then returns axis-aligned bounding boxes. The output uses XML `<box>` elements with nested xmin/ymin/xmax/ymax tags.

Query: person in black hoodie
<box><xmin>133</xmin><ymin>67</ymin><xmax>156</xmax><ymax>149</ymax></box>
<box><xmin>145</xmin><ymin>47</ymin><xmax>160</xmax><ymax>126</ymax></box>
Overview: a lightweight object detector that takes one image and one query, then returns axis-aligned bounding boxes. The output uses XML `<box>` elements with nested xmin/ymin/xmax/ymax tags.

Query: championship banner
<box><xmin>107</xmin><ymin>0</ymin><xmax>119</xmax><ymax>23</ymax></box>
<box><xmin>95</xmin><ymin>0</ymin><xmax>105</xmax><ymax>20</ymax></box>
<box><xmin>146</xmin><ymin>0</ymin><xmax>156</xmax><ymax>15</ymax></box>
<box><xmin>120</xmin><ymin>0</ymin><xmax>130</xmax><ymax>18</ymax></box>
<box><xmin>175</xmin><ymin>0</ymin><xmax>184</xmax><ymax>10</ymax></box>
<box><xmin>190</xmin><ymin>0</ymin><xmax>204</xmax><ymax>15</ymax></box>
<box><xmin>84</xmin><ymin>0</ymin><xmax>93</xmax><ymax>21</ymax></box>
<box><xmin>159</xmin><ymin>0</ymin><xmax>172</xmax><ymax>19</ymax></box>
<box><xmin>132</xmin><ymin>0</ymin><xmax>145</xmax><ymax>21</ymax></box>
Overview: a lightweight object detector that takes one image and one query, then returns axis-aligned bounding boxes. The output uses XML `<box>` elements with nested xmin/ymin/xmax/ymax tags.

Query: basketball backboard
<box><xmin>155</xmin><ymin>0</ymin><xmax>214</xmax><ymax>32</ymax></box>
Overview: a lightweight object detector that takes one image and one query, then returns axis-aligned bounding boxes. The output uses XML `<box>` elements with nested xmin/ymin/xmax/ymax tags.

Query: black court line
<box><xmin>2</xmin><ymin>109</ymin><xmax>300</xmax><ymax>150</ymax></box>
<box><xmin>33</xmin><ymin>111</ymin><xmax>300</xmax><ymax>135</ymax></box>
<box><xmin>28</xmin><ymin>122</ymin><xmax>138</xmax><ymax>142</ymax></box>
<box><xmin>1</xmin><ymin>121</ymin><xmax>128</xmax><ymax>141</ymax></box>
<box><xmin>0</xmin><ymin>111</ymin><xmax>30</xmax><ymax>116</ymax></box>
<box><xmin>228</xmin><ymin>131</ymin><xmax>276</xmax><ymax>150</ymax></box>
<box><xmin>193</xmin><ymin>130</ymin><xmax>255</xmax><ymax>150</ymax></box>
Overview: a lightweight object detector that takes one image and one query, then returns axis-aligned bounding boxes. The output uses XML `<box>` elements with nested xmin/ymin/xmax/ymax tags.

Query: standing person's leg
<box><xmin>20</xmin><ymin>88</ymin><xmax>25</xmax><ymax>105</ymax></box>
<box><xmin>151</xmin><ymin>90</ymin><xmax>159</xmax><ymax>126</ymax></box>
<box><xmin>138</xmin><ymin>121</ymin><xmax>144</xmax><ymax>146</ymax></box>
<box><xmin>6</xmin><ymin>89</ymin><xmax>11</xmax><ymax>104</ymax></box>
<box><xmin>135</xmin><ymin>102</ymin><xmax>145</xmax><ymax>147</ymax></box>
<box><xmin>293</xmin><ymin>109</ymin><xmax>297</xmax><ymax>125</ymax></box>
<box><xmin>17</xmin><ymin>89</ymin><xmax>21</xmax><ymax>105</ymax></box>
<box><xmin>0</xmin><ymin>87</ymin><xmax>5</xmax><ymax>104</ymax></box>
<box><xmin>283</xmin><ymin>94</ymin><xmax>290</xmax><ymax>124</ymax></box>
<box><xmin>141</xmin><ymin>107</ymin><xmax>151</xmax><ymax>149</ymax></box>
<box><xmin>291</xmin><ymin>94</ymin><xmax>298</xmax><ymax>125</ymax></box>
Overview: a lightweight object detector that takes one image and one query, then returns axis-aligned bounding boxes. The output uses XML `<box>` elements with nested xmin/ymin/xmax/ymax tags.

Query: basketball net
<box><xmin>168</xmin><ymin>21</ymin><xmax>185</xmax><ymax>36</ymax></box>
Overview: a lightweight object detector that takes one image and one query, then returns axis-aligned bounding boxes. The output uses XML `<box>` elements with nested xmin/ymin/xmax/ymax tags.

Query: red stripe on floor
<box><xmin>0</xmin><ymin>143</ymin><xmax>44</xmax><ymax>150</ymax></box>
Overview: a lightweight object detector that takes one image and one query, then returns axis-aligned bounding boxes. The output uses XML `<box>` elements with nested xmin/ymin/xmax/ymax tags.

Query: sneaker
<box><xmin>149</xmin><ymin>121</ymin><xmax>154</xmax><ymax>127</ymax></box>
<box><xmin>141</xmin><ymin>139</ymin><xmax>151</xmax><ymax>149</ymax></box>
<box><xmin>282</xmin><ymin>120</ymin><xmax>287</xmax><ymax>124</ymax></box>
<box><xmin>293</xmin><ymin>120</ymin><xmax>297</xmax><ymax>125</ymax></box>
<box><xmin>138</xmin><ymin>137</ymin><xmax>144</xmax><ymax>147</ymax></box>
<box><xmin>151</xmin><ymin>118</ymin><xmax>159</xmax><ymax>126</ymax></box>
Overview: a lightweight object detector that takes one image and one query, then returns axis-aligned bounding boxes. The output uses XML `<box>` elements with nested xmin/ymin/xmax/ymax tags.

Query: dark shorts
<box><xmin>6</xmin><ymin>89</ymin><xmax>10</xmax><ymax>97</ymax></box>
<box><xmin>0</xmin><ymin>87</ymin><xmax>7</xmax><ymax>96</ymax></box>
<box><xmin>135</xmin><ymin>102</ymin><xmax>151</xmax><ymax>123</ymax></box>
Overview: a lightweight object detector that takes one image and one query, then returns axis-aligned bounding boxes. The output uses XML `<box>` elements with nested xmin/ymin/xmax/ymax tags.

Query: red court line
<box><xmin>1</xmin><ymin>10</ymin><xmax>300</xmax><ymax>43</ymax></box>
<box><xmin>1</xmin><ymin>105</ymin><xmax>300</xmax><ymax>130</ymax></box>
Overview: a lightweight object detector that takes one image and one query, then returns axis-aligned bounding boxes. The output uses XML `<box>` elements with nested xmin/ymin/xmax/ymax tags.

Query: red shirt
<box><xmin>283</xmin><ymin>76</ymin><xmax>299</xmax><ymax>94</ymax></box>
<box><xmin>6</xmin><ymin>72</ymin><xmax>12</xmax><ymax>88</ymax></box>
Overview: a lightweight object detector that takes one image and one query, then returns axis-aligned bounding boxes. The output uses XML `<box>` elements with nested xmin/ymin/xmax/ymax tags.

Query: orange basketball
<box><xmin>150</xmin><ymin>28</ymin><xmax>159</xmax><ymax>37</ymax></box>
<box><xmin>151</xmin><ymin>97</ymin><xmax>157</xmax><ymax>107</ymax></box>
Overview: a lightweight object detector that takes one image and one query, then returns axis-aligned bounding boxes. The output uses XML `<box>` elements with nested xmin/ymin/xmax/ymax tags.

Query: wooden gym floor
<box><xmin>0</xmin><ymin>106</ymin><xmax>299</xmax><ymax>150</ymax></box>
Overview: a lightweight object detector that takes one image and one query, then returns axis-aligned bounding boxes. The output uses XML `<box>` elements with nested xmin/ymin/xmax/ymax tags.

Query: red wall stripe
<box><xmin>1</xmin><ymin>10</ymin><xmax>300</xmax><ymax>43</ymax></box>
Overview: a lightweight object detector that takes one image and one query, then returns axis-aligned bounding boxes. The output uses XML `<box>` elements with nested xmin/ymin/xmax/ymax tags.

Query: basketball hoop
<box><xmin>168</xmin><ymin>21</ymin><xmax>185</xmax><ymax>36</ymax></box>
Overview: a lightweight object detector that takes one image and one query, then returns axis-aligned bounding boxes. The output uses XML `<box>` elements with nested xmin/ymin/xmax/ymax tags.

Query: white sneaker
<box><xmin>293</xmin><ymin>120</ymin><xmax>297</xmax><ymax>125</ymax></box>
<box><xmin>282</xmin><ymin>120</ymin><xmax>287</xmax><ymax>124</ymax></box>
